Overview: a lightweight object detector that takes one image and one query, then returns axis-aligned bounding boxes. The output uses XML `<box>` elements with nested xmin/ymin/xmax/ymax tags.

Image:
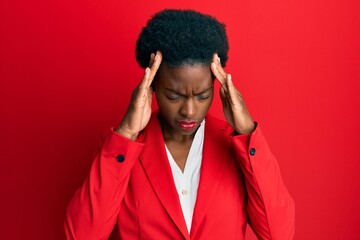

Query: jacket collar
<box><xmin>190</xmin><ymin>114</ymin><xmax>230</xmax><ymax>237</ymax></box>
<box><xmin>139</xmin><ymin>112</ymin><xmax>230</xmax><ymax>238</ymax></box>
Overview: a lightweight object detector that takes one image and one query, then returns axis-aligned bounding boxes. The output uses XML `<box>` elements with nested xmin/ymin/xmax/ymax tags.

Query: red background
<box><xmin>1</xmin><ymin>0</ymin><xmax>359</xmax><ymax>239</ymax></box>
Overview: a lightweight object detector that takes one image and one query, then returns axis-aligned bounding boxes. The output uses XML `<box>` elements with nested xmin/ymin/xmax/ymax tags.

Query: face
<box><xmin>154</xmin><ymin>63</ymin><xmax>214</xmax><ymax>138</ymax></box>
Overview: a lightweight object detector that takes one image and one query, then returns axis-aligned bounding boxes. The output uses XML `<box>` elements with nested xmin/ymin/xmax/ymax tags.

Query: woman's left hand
<box><xmin>211</xmin><ymin>53</ymin><xmax>255</xmax><ymax>134</ymax></box>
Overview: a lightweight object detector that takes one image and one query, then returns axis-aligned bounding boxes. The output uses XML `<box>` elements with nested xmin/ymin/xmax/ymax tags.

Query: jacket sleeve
<box><xmin>64</xmin><ymin>128</ymin><xmax>145</xmax><ymax>240</ymax></box>
<box><xmin>230</xmin><ymin>124</ymin><xmax>295</xmax><ymax>240</ymax></box>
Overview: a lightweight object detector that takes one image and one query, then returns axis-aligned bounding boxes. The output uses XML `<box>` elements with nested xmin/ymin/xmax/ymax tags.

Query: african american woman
<box><xmin>65</xmin><ymin>9</ymin><xmax>295</xmax><ymax>240</ymax></box>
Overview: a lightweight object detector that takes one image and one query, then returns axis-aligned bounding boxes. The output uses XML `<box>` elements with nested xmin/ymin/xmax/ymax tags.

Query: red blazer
<box><xmin>65</xmin><ymin>112</ymin><xmax>295</xmax><ymax>239</ymax></box>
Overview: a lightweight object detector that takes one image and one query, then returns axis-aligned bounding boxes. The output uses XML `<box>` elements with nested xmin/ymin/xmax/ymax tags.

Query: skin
<box><xmin>154</xmin><ymin>62</ymin><xmax>214</xmax><ymax>171</ymax></box>
<box><xmin>117</xmin><ymin>51</ymin><xmax>255</xmax><ymax>171</ymax></box>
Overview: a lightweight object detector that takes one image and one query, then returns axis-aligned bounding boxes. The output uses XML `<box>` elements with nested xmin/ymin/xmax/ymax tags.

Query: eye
<box><xmin>197</xmin><ymin>95</ymin><xmax>209</xmax><ymax>100</ymax></box>
<box><xmin>166</xmin><ymin>95</ymin><xmax>181</xmax><ymax>100</ymax></box>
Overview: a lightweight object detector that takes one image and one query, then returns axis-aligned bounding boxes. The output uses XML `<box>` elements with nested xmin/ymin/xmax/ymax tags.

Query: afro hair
<box><xmin>136</xmin><ymin>9</ymin><xmax>229</xmax><ymax>68</ymax></box>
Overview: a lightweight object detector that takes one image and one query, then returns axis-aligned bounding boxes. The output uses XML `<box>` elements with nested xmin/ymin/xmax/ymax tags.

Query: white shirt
<box><xmin>165</xmin><ymin>120</ymin><xmax>205</xmax><ymax>234</ymax></box>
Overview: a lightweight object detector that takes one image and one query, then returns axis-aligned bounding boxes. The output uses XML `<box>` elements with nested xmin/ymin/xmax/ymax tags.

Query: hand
<box><xmin>116</xmin><ymin>51</ymin><xmax>163</xmax><ymax>140</ymax></box>
<box><xmin>211</xmin><ymin>53</ymin><xmax>255</xmax><ymax>134</ymax></box>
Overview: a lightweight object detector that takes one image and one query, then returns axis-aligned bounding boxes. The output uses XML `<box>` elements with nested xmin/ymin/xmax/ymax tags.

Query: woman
<box><xmin>65</xmin><ymin>9</ymin><xmax>295</xmax><ymax>240</ymax></box>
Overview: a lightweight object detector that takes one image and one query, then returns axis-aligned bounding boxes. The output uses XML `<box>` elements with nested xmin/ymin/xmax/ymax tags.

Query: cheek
<box><xmin>204</xmin><ymin>93</ymin><xmax>214</xmax><ymax>108</ymax></box>
<box><xmin>156</xmin><ymin>95</ymin><xmax>177</xmax><ymax>116</ymax></box>
<box><xmin>205</xmin><ymin>99</ymin><xmax>213</xmax><ymax>112</ymax></box>
<box><xmin>196</xmin><ymin>99</ymin><xmax>213</xmax><ymax>117</ymax></box>
<box><xmin>156</xmin><ymin>93</ymin><xmax>168</xmax><ymax>106</ymax></box>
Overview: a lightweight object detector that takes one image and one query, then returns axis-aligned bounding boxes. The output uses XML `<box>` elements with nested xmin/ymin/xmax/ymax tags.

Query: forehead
<box><xmin>157</xmin><ymin>64</ymin><xmax>213</xmax><ymax>90</ymax></box>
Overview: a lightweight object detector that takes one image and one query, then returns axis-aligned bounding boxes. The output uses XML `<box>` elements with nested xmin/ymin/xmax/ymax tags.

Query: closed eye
<box><xmin>166</xmin><ymin>95</ymin><xmax>181</xmax><ymax>100</ymax></box>
<box><xmin>197</xmin><ymin>95</ymin><xmax>209</xmax><ymax>100</ymax></box>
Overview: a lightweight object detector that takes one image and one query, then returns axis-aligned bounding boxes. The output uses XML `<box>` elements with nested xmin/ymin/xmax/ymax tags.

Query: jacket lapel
<box><xmin>190</xmin><ymin>115</ymin><xmax>231</xmax><ymax>237</ymax></box>
<box><xmin>139</xmin><ymin>113</ymin><xmax>189</xmax><ymax>239</ymax></box>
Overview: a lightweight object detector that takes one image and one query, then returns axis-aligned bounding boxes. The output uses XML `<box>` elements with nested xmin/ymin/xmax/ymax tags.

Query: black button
<box><xmin>116</xmin><ymin>154</ymin><xmax>125</xmax><ymax>162</ymax></box>
<box><xmin>249</xmin><ymin>148</ymin><xmax>256</xmax><ymax>156</ymax></box>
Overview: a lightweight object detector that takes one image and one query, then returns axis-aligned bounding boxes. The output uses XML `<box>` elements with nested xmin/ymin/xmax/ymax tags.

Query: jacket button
<box><xmin>249</xmin><ymin>148</ymin><xmax>256</xmax><ymax>156</ymax></box>
<box><xmin>116</xmin><ymin>154</ymin><xmax>125</xmax><ymax>162</ymax></box>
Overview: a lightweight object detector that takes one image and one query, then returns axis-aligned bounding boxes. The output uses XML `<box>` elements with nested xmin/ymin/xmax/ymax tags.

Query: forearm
<box><xmin>64</xmin><ymin>128</ymin><xmax>144</xmax><ymax>240</ymax></box>
<box><xmin>231</xmin><ymin>125</ymin><xmax>295</xmax><ymax>240</ymax></box>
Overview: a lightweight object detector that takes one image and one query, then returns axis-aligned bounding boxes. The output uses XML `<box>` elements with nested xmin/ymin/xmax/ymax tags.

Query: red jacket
<box><xmin>65</xmin><ymin>112</ymin><xmax>295</xmax><ymax>239</ymax></box>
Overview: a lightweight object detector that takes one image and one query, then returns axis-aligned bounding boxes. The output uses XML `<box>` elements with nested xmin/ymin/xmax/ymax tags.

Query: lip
<box><xmin>177</xmin><ymin>121</ymin><xmax>197</xmax><ymax>130</ymax></box>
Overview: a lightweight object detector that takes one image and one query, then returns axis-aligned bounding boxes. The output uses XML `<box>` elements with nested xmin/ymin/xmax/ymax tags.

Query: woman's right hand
<box><xmin>116</xmin><ymin>51</ymin><xmax>163</xmax><ymax>140</ymax></box>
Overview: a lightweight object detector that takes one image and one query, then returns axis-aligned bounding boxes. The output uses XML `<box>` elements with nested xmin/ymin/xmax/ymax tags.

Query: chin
<box><xmin>175</xmin><ymin>124</ymin><xmax>200</xmax><ymax>135</ymax></box>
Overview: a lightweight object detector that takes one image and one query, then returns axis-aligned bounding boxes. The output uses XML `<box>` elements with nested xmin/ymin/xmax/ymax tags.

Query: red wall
<box><xmin>1</xmin><ymin>0</ymin><xmax>360</xmax><ymax>239</ymax></box>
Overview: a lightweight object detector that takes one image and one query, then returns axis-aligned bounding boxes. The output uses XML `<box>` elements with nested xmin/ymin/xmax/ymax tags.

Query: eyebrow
<box><xmin>164</xmin><ymin>86</ymin><xmax>213</xmax><ymax>96</ymax></box>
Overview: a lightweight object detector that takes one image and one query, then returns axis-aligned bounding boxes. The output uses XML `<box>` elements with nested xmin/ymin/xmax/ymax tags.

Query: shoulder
<box><xmin>205</xmin><ymin>114</ymin><xmax>233</xmax><ymax>135</ymax></box>
<box><xmin>136</xmin><ymin>111</ymin><xmax>162</xmax><ymax>142</ymax></box>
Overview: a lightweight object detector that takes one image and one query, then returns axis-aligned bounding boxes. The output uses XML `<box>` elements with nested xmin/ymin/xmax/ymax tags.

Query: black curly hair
<box><xmin>136</xmin><ymin>9</ymin><xmax>229</xmax><ymax>68</ymax></box>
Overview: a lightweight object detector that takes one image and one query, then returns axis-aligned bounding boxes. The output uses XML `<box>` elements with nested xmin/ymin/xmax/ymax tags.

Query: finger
<box><xmin>211</xmin><ymin>62</ymin><xmax>226</xmax><ymax>86</ymax></box>
<box><xmin>226</xmin><ymin>74</ymin><xmax>237</xmax><ymax>106</ymax></box>
<box><xmin>149</xmin><ymin>52</ymin><xmax>155</xmax><ymax>67</ymax></box>
<box><xmin>219</xmin><ymin>87</ymin><xmax>228</xmax><ymax>107</ymax></box>
<box><xmin>219</xmin><ymin>85</ymin><xmax>226</xmax><ymax>100</ymax></box>
<box><xmin>227</xmin><ymin>74</ymin><xmax>243</xmax><ymax>98</ymax></box>
<box><xmin>133</xmin><ymin>81</ymin><xmax>153</xmax><ymax>104</ymax></box>
<box><xmin>146</xmin><ymin>87</ymin><xmax>154</xmax><ymax>104</ymax></box>
<box><xmin>139</xmin><ymin>67</ymin><xmax>151</xmax><ymax>89</ymax></box>
<box><xmin>214</xmin><ymin>53</ymin><xmax>228</xmax><ymax>79</ymax></box>
<box><xmin>147</xmin><ymin>51</ymin><xmax>163</xmax><ymax>84</ymax></box>
<box><xmin>139</xmin><ymin>51</ymin><xmax>162</xmax><ymax>89</ymax></box>
<box><xmin>227</xmin><ymin>74</ymin><xmax>244</xmax><ymax>109</ymax></box>
<box><xmin>211</xmin><ymin>54</ymin><xmax>227</xmax><ymax>87</ymax></box>
<box><xmin>131</xmin><ymin>87</ymin><xmax>139</xmax><ymax>101</ymax></box>
<box><xmin>211</xmin><ymin>54</ymin><xmax>225</xmax><ymax>84</ymax></box>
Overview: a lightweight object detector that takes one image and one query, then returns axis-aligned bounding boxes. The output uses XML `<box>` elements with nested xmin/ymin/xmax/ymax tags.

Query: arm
<box><xmin>64</xmin><ymin>129</ymin><xmax>144</xmax><ymax>239</ymax></box>
<box><xmin>211</xmin><ymin>54</ymin><xmax>295</xmax><ymax>239</ymax></box>
<box><xmin>231</xmin><ymin>126</ymin><xmax>295</xmax><ymax>239</ymax></box>
<box><xmin>65</xmin><ymin>52</ymin><xmax>163</xmax><ymax>239</ymax></box>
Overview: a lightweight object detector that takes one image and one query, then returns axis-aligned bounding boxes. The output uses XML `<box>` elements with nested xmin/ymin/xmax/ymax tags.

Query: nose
<box><xmin>179</xmin><ymin>98</ymin><xmax>196</xmax><ymax>118</ymax></box>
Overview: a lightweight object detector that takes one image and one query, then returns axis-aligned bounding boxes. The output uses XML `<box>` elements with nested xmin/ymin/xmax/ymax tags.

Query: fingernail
<box><xmin>154</xmin><ymin>54</ymin><xmax>158</xmax><ymax>60</ymax></box>
<box><xmin>218</xmin><ymin>57</ymin><xmax>221</xmax><ymax>63</ymax></box>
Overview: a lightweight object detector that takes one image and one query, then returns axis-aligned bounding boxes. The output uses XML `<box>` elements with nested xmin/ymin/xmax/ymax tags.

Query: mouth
<box><xmin>177</xmin><ymin>121</ymin><xmax>197</xmax><ymax>130</ymax></box>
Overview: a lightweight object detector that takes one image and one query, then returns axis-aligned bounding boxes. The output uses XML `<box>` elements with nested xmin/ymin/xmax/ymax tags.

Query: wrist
<box><xmin>116</xmin><ymin>126</ymin><xmax>138</xmax><ymax>141</ymax></box>
<box><xmin>236</xmin><ymin>121</ymin><xmax>255</xmax><ymax>135</ymax></box>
